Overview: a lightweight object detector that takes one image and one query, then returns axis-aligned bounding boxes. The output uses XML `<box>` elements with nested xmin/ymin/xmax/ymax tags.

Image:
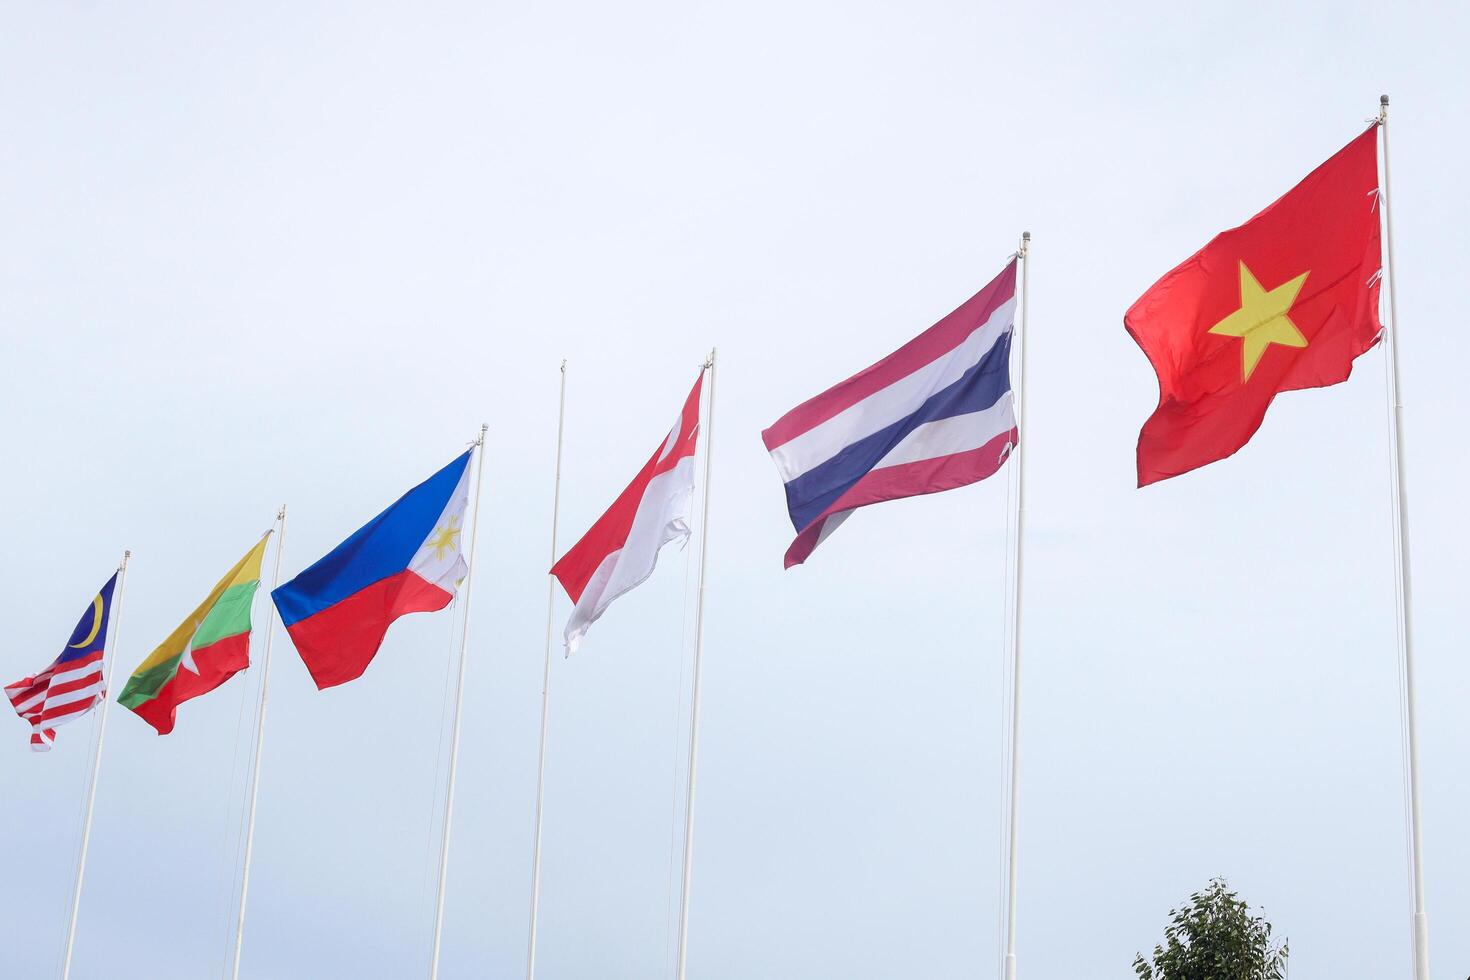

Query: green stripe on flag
<box><xmin>118</xmin><ymin>654</ymin><xmax>184</xmax><ymax>707</ymax></box>
<box><xmin>190</xmin><ymin>580</ymin><xmax>260</xmax><ymax>650</ymax></box>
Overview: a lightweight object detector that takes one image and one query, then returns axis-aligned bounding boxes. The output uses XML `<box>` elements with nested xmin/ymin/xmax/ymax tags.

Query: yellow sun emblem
<box><xmin>425</xmin><ymin>516</ymin><xmax>462</xmax><ymax>561</ymax></box>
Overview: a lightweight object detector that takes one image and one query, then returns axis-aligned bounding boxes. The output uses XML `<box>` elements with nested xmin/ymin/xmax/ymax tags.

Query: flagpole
<box><xmin>230</xmin><ymin>508</ymin><xmax>288</xmax><ymax>980</ymax></box>
<box><xmin>429</xmin><ymin>425</ymin><xmax>490</xmax><ymax>980</ymax></box>
<box><xmin>525</xmin><ymin>360</ymin><xmax>568</xmax><ymax>980</ymax></box>
<box><xmin>1002</xmin><ymin>233</ymin><xmax>1030</xmax><ymax>980</ymax></box>
<box><xmin>1377</xmin><ymin>94</ymin><xmax>1430</xmax><ymax>980</ymax></box>
<box><xmin>60</xmin><ymin>549</ymin><xmax>129</xmax><ymax>980</ymax></box>
<box><xmin>675</xmin><ymin>349</ymin><xmax>716</xmax><ymax>980</ymax></box>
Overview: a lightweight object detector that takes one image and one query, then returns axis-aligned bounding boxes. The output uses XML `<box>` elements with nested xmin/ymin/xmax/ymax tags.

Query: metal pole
<box><xmin>60</xmin><ymin>549</ymin><xmax>130</xmax><ymax>980</ymax></box>
<box><xmin>1002</xmin><ymin>234</ymin><xmax>1030</xmax><ymax>980</ymax></box>
<box><xmin>429</xmin><ymin>426</ymin><xmax>490</xmax><ymax>980</ymax></box>
<box><xmin>525</xmin><ymin>361</ymin><xmax>568</xmax><ymax>980</ymax></box>
<box><xmin>230</xmin><ymin>510</ymin><xmax>288</xmax><ymax>980</ymax></box>
<box><xmin>674</xmin><ymin>350</ymin><xmax>717</xmax><ymax>980</ymax></box>
<box><xmin>1378</xmin><ymin>94</ymin><xmax>1430</xmax><ymax>980</ymax></box>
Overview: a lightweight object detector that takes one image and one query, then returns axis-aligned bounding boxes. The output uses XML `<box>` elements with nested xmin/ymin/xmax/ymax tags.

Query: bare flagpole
<box><xmin>428</xmin><ymin>426</ymin><xmax>490</xmax><ymax>980</ymax></box>
<box><xmin>1377</xmin><ymin>94</ymin><xmax>1430</xmax><ymax>980</ymax></box>
<box><xmin>60</xmin><ymin>549</ymin><xmax>130</xmax><ymax>980</ymax></box>
<box><xmin>525</xmin><ymin>361</ymin><xmax>568</xmax><ymax>980</ymax></box>
<box><xmin>674</xmin><ymin>349</ymin><xmax>717</xmax><ymax>980</ymax></box>
<box><xmin>230</xmin><ymin>508</ymin><xmax>288</xmax><ymax>980</ymax></box>
<box><xmin>1002</xmin><ymin>233</ymin><xmax>1030</xmax><ymax>980</ymax></box>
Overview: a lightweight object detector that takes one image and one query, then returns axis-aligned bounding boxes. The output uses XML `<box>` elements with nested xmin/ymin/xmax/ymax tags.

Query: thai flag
<box><xmin>273</xmin><ymin>450</ymin><xmax>473</xmax><ymax>689</ymax></box>
<box><xmin>763</xmin><ymin>260</ymin><xmax>1019</xmax><ymax>567</ymax></box>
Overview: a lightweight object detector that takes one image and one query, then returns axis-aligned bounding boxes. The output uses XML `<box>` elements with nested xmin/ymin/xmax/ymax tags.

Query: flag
<box><xmin>118</xmin><ymin>534</ymin><xmax>270</xmax><ymax>735</ymax></box>
<box><xmin>762</xmin><ymin>260</ymin><xmax>1019</xmax><ymax>567</ymax></box>
<box><xmin>552</xmin><ymin>371</ymin><xmax>703</xmax><ymax>654</ymax></box>
<box><xmin>6</xmin><ymin>573</ymin><xmax>118</xmax><ymax>751</ymax></box>
<box><xmin>273</xmin><ymin>450</ymin><xmax>472</xmax><ymax>689</ymax></box>
<box><xmin>1127</xmin><ymin>126</ymin><xmax>1383</xmax><ymax>486</ymax></box>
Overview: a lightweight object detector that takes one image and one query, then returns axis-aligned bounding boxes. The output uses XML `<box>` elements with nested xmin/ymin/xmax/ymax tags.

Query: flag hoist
<box><xmin>230</xmin><ymin>507</ymin><xmax>288</xmax><ymax>980</ymax></box>
<box><xmin>525</xmin><ymin>361</ymin><xmax>568</xmax><ymax>980</ymax></box>
<box><xmin>1002</xmin><ymin>233</ymin><xmax>1030</xmax><ymax>980</ymax></box>
<box><xmin>1377</xmin><ymin>94</ymin><xmax>1430</xmax><ymax>980</ymax></box>
<box><xmin>1123</xmin><ymin>99</ymin><xmax>1427</xmax><ymax>978</ymax></box>
<box><xmin>61</xmin><ymin>550</ymin><xmax>130</xmax><ymax>980</ymax></box>
<box><xmin>676</xmin><ymin>348</ymin><xmax>717</xmax><ymax>980</ymax></box>
<box><xmin>428</xmin><ymin>425</ymin><xmax>490</xmax><ymax>980</ymax></box>
<box><xmin>539</xmin><ymin>356</ymin><xmax>714</xmax><ymax>978</ymax></box>
<box><xmin>760</xmin><ymin>243</ymin><xmax>1027</xmax><ymax>975</ymax></box>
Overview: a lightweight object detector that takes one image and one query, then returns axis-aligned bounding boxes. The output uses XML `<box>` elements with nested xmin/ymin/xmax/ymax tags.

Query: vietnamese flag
<box><xmin>1127</xmin><ymin>126</ymin><xmax>1383</xmax><ymax>486</ymax></box>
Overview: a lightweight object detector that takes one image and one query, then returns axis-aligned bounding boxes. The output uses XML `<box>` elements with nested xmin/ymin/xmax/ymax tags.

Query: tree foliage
<box><xmin>1133</xmin><ymin>878</ymin><xmax>1289</xmax><ymax>980</ymax></box>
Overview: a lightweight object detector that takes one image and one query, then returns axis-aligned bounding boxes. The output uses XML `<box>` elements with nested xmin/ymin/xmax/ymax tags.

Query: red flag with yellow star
<box><xmin>1127</xmin><ymin>125</ymin><xmax>1383</xmax><ymax>486</ymax></box>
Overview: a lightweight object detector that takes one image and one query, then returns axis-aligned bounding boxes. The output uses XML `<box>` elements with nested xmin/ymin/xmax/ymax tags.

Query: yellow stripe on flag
<box><xmin>129</xmin><ymin>533</ymin><xmax>271</xmax><ymax>675</ymax></box>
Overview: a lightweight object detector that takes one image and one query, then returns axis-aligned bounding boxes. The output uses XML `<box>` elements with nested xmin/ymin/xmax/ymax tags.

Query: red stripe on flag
<box><xmin>42</xmin><ymin>670</ymin><xmax>106</xmax><ymax>702</ymax></box>
<box><xmin>783</xmin><ymin>430</ymin><xmax>1017</xmax><ymax>567</ymax></box>
<box><xmin>125</xmin><ymin>633</ymin><xmax>251</xmax><ymax>736</ymax></box>
<box><xmin>762</xmin><ymin>262</ymin><xmax>1017</xmax><ymax>450</ymax></box>
<box><xmin>35</xmin><ymin>693</ymin><xmax>103</xmax><ymax>724</ymax></box>
<box><xmin>552</xmin><ymin>372</ymin><xmax>704</xmax><ymax>603</ymax></box>
<box><xmin>286</xmin><ymin>568</ymin><xmax>455</xmax><ymax>690</ymax></box>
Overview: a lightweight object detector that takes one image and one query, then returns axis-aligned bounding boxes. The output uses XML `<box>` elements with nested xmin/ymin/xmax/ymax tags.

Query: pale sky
<box><xmin>3</xmin><ymin>2</ymin><xmax>1467</xmax><ymax>978</ymax></box>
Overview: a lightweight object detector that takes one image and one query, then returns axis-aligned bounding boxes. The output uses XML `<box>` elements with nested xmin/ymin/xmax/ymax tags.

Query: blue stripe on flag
<box><xmin>782</xmin><ymin>331</ymin><xmax>1012</xmax><ymax>531</ymax></box>
<box><xmin>272</xmin><ymin>451</ymin><xmax>472</xmax><ymax>627</ymax></box>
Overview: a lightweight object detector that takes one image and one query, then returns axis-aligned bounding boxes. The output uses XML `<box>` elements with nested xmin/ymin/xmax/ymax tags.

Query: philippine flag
<box><xmin>552</xmin><ymin>371</ymin><xmax>703</xmax><ymax>654</ymax></box>
<box><xmin>763</xmin><ymin>259</ymin><xmax>1019</xmax><ymax>567</ymax></box>
<box><xmin>273</xmin><ymin>450</ymin><xmax>473</xmax><ymax>689</ymax></box>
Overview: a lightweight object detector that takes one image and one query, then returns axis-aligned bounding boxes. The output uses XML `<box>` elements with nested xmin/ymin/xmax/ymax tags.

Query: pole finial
<box><xmin>277</xmin><ymin>504</ymin><xmax>287</xmax><ymax>521</ymax></box>
<box><xmin>1380</xmin><ymin>94</ymin><xmax>1390</xmax><ymax>105</ymax></box>
<box><xmin>559</xmin><ymin>358</ymin><xmax>567</xmax><ymax>372</ymax></box>
<box><xmin>1022</xmin><ymin>231</ymin><xmax>1031</xmax><ymax>241</ymax></box>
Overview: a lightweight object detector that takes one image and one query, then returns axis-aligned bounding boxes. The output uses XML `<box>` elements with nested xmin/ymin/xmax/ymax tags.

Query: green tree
<box><xmin>1133</xmin><ymin>878</ymin><xmax>1289</xmax><ymax>980</ymax></box>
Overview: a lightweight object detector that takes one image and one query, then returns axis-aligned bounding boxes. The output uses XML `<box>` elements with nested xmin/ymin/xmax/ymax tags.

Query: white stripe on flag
<box><xmin>13</xmin><ymin>689</ymin><xmax>49</xmax><ymax>715</ymax></box>
<box><xmin>48</xmin><ymin>659</ymin><xmax>104</xmax><ymax>689</ymax></box>
<box><xmin>40</xmin><ymin>681</ymin><xmax>105</xmax><ymax>712</ymax></box>
<box><xmin>564</xmin><ymin>457</ymin><xmax>696</xmax><ymax>654</ymax></box>
<box><xmin>769</xmin><ymin>297</ymin><xmax>1015</xmax><ymax>482</ymax></box>
<box><xmin>872</xmin><ymin>392</ymin><xmax>1017</xmax><ymax>471</ymax></box>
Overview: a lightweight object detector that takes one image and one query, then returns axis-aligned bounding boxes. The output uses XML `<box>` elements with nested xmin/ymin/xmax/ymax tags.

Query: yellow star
<box><xmin>1208</xmin><ymin>262</ymin><xmax>1310</xmax><ymax>382</ymax></box>
<box><xmin>425</xmin><ymin>516</ymin><xmax>461</xmax><ymax>562</ymax></box>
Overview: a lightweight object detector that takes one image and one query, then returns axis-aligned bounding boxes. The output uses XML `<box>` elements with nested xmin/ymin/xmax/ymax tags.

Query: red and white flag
<box><xmin>7</xmin><ymin>572</ymin><xmax>118</xmax><ymax>751</ymax></box>
<box><xmin>552</xmin><ymin>370</ymin><xmax>704</xmax><ymax>653</ymax></box>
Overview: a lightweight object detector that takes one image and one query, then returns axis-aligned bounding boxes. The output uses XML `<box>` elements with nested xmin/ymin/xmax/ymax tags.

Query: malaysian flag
<box><xmin>763</xmin><ymin>259</ymin><xmax>1019</xmax><ymax>567</ymax></box>
<box><xmin>6</xmin><ymin>572</ymin><xmax>118</xmax><ymax>751</ymax></box>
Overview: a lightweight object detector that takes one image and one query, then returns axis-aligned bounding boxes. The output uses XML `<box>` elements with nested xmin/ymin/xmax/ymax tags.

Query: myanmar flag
<box><xmin>119</xmin><ymin>534</ymin><xmax>270</xmax><ymax>735</ymax></box>
<box><xmin>1126</xmin><ymin>125</ymin><xmax>1383</xmax><ymax>486</ymax></box>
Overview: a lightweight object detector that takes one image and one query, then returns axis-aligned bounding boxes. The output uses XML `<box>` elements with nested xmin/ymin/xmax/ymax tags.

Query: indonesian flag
<box><xmin>552</xmin><ymin>371</ymin><xmax>704</xmax><ymax>654</ymax></box>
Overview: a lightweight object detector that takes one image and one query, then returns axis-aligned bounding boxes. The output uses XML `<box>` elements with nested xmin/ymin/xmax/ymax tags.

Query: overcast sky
<box><xmin>3</xmin><ymin>2</ymin><xmax>1467</xmax><ymax>978</ymax></box>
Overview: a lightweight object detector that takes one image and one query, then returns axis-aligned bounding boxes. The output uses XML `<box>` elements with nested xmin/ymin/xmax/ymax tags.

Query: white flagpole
<box><xmin>230</xmin><ymin>508</ymin><xmax>288</xmax><ymax>980</ymax></box>
<box><xmin>429</xmin><ymin>426</ymin><xmax>490</xmax><ymax>980</ymax></box>
<box><xmin>60</xmin><ymin>549</ymin><xmax>130</xmax><ymax>980</ymax></box>
<box><xmin>1377</xmin><ymin>94</ymin><xmax>1430</xmax><ymax>980</ymax></box>
<box><xmin>525</xmin><ymin>360</ymin><xmax>568</xmax><ymax>980</ymax></box>
<box><xmin>674</xmin><ymin>349</ymin><xmax>717</xmax><ymax>980</ymax></box>
<box><xmin>1002</xmin><ymin>234</ymin><xmax>1030</xmax><ymax>980</ymax></box>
